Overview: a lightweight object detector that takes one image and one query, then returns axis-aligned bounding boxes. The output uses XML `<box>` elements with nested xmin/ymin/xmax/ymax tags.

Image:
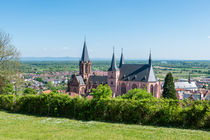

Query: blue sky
<box><xmin>0</xmin><ymin>0</ymin><xmax>210</xmax><ymax>60</ymax></box>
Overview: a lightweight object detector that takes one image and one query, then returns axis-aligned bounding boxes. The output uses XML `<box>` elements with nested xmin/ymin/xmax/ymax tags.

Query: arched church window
<box><xmin>121</xmin><ymin>83</ymin><xmax>126</xmax><ymax>95</ymax></box>
<box><xmin>150</xmin><ymin>85</ymin><xmax>154</xmax><ymax>95</ymax></box>
<box><xmin>86</xmin><ymin>64</ymin><xmax>88</xmax><ymax>73</ymax></box>
<box><xmin>132</xmin><ymin>84</ymin><xmax>137</xmax><ymax>89</ymax></box>
<box><xmin>81</xmin><ymin>87</ymin><xmax>85</xmax><ymax>94</ymax></box>
<box><xmin>141</xmin><ymin>84</ymin><xmax>146</xmax><ymax>90</ymax></box>
<box><xmin>74</xmin><ymin>87</ymin><xmax>77</xmax><ymax>93</ymax></box>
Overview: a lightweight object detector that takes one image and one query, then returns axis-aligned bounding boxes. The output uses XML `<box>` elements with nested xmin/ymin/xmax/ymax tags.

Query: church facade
<box><xmin>68</xmin><ymin>40</ymin><xmax>161</xmax><ymax>98</ymax></box>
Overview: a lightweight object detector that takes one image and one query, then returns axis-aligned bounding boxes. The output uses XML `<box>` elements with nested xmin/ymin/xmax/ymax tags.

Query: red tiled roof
<box><xmin>43</xmin><ymin>90</ymin><xmax>52</xmax><ymax>94</ymax></box>
<box><xmin>176</xmin><ymin>88</ymin><xmax>184</xmax><ymax>91</ymax></box>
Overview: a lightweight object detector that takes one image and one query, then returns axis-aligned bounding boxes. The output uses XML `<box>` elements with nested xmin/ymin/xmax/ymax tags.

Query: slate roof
<box><xmin>75</xmin><ymin>75</ymin><xmax>85</xmax><ymax>85</ymax></box>
<box><xmin>108</xmin><ymin>53</ymin><xmax>118</xmax><ymax>71</ymax></box>
<box><xmin>89</xmin><ymin>75</ymin><xmax>107</xmax><ymax>84</ymax></box>
<box><xmin>175</xmin><ymin>82</ymin><xmax>197</xmax><ymax>90</ymax></box>
<box><xmin>205</xmin><ymin>94</ymin><xmax>210</xmax><ymax>101</ymax></box>
<box><xmin>81</xmin><ymin>41</ymin><xmax>90</xmax><ymax>62</ymax></box>
<box><xmin>183</xmin><ymin>93</ymin><xmax>201</xmax><ymax>100</ymax></box>
<box><xmin>119</xmin><ymin>64</ymin><xmax>157</xmax><ymax>82</ymax></box>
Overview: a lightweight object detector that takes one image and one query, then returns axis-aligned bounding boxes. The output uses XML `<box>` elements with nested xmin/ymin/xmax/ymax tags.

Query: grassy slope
<box><xmin>0</xmin><ymin>111</ymin><xmax>209</xmax><ymax>140</ymax></box>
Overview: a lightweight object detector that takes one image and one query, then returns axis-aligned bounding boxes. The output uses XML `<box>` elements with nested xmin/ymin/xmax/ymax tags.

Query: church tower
<box><xmin>107</xmin><ymin>48</ymin><xmax>120</xmax><ymax>96</ymax></box>
<box><xmin>79</xmin><ymin>39</ymin><xmax>91</xmax><ymax>82</ymax></box>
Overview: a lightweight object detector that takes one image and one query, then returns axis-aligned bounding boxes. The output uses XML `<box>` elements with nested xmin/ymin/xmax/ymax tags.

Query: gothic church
<box><xmin>68</xmin><ymin>40</ymin><xmax>161</xmax><ymax>98</ymax></box>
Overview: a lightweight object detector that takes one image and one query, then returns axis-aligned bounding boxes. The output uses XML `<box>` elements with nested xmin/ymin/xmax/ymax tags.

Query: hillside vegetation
<box><xmin>0</xmin><ymin>92</ymin><xmax>209</xmax><ymax>129</ymax></box>
<box><xmin>0</xmin><ymin>111</ymin><xmax>209</xmax><ymax>140</ymax></box>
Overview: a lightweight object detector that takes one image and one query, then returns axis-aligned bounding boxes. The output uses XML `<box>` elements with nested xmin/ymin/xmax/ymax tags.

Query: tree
<box><xmin>1</xmin><ymin>83</ymin><xmax>14</xmax><ymax>94</ymax></box>
<box><xmin>90</xmin><ymin>84</ymin><xmax>112</xmax><ymax>100</ymax></box>
<box><xmin>46</xmin><ymin>81</ymin><xmax>56</xmax><ymax>91</ymax></box>
<box><xmin>119</xmin><ymin>88</ymin><xmax>154</xmax><ymax>100</ymax></box>
<box><xmin>23</xmin><ymin>88</ymin><xmax>36</xmax><ymax>95</ymax></box>
<box><xmin>162</xmin><ymin>72</ymin><xmax>177</xmax><ymax>99</ymax></box>
<box><xmin>0</xmin><ymin>31</ymin><xmax>20</xmax><ymax>94</ymax></box>
<box><xmin>34</xmin><ymin>77</ymin><xmax>44</xmax><ymax>83</ymax></box>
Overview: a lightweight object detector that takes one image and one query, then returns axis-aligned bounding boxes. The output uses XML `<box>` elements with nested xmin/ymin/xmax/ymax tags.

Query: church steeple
<box><xmin>119</xmin><ymin>48</ymin><xmax>124</xmax><ymax>68</ymax></box>
<box><xmin>149</xmin><ymin>50</ymin><xmax>152</xmax><ymax>66</ymax></box>
<box><xmin>81</xmin><ymin>39</ymin><xmax>90</xmax><ymax>62</ymax></box>
<box><xmin>79</xmin><ymin>38</ymin><xmax>91</xmax><ymax>80</ymax></box>
<box><xmin>108</xmin><ymin>47</ymin><xmax>118</xmax><ymax>71</ymax></box>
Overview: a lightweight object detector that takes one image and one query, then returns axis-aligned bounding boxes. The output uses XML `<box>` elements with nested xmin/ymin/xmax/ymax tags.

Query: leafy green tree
<box><xmin>162</xmin><ymin>72</ymin><xmax>177</xmax><ymax>99</ymax></box>
<box><xmin>90</xmin><ymin>84</ymin><xmax>112</xmax><ymax>100</ymax></box>
<box><xmin>23</xmin><ymin>88</ymin><xmax>36</xmax><ymax>95</ymax></box>
<box><xmin>34</xmin><ymin>77</ymin><xmax>44</xmax><ymax>83</ymax></box>
<box><xmin>0</xmin><ymin>75</ymin><xmax>8</xmax><ymax>94</ymax></box>
<box><xmin>0</xmin><ymin>31</ymin><xmax>20</xmax><ymax>94</ymax></box>
<box><xmin>119</xmin><ymin>88</ymin><xmax>154</xmax><ymax>100</ymax></box>
<box><xmin>46</xmin><ymin>81</ymin><xmax>56</xmax><ymax>91</ymax></box>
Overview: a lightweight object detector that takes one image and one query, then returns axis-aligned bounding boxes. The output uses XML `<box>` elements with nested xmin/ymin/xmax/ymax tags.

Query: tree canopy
<box><xmin>90</xmin><ymin>84</ymin><xmax>112</xmax><ymax>100</ymax></box>
<box><xmin>0</xmin><ymin>31</ymin><xmax>20</xmax><ymax>94</ymax></box>
<box><xmin>119</xmin><ymin>88</ymin><xmax>155</xmax><ymax>100</ymax></box>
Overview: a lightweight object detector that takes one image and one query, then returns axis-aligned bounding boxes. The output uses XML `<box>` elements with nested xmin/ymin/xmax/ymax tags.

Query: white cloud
<box><xmin>208</xmin><ymin>36</ymin><xmax>210</xmax><ymax>39</ymax></box>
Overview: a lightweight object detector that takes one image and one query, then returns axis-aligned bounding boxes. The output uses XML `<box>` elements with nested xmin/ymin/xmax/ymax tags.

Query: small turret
<box><xmin>108</xmin><ymin>47</ymin><xmax>118</xmax><ymax>71</ymax></box>
<box><xmin>149</xmin><ymin>50</ymin><xmax>152</xmax><ymax>66</ymax></box>
<box><xmin>119</xmin><ymin>48</ymin><xmax>124</xmax><ymax>68</ymax></box>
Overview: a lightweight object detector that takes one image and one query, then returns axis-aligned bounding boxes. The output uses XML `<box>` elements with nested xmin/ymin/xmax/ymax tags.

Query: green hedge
<box><xmin>0</xmin><ymin>94</ymin><xmax>209</xmax><ymax>129</ymax></box>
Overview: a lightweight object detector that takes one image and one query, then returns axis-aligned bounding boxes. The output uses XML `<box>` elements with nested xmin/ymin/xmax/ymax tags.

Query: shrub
<box><xmin>90</xmin><ymin>84</ymin><xmax>112</xmax><ymax>100</ymax></box>
<box><xmin>0</xmin><ymin>94</ymin><xmax>209</xmax><ymax>129</ymax></box>
<box><xmin>0</xmin><ymin>95</ymin><xmax>15</xmax><ymax>110</ymax></box>
<box><xmin>23</xmin><ymin>88</ymin><xmax>36</xmax><ymax>95</ymax></box>
<box><xmin>1</xmin><ymin>83</ymin><xmax>14</xmax><ymax>94</ymax></box>
<box><xmin>181</xmin><ymin>101</ymin><xmax>210</xmax><ymax>128</ymax></box>
<box><xmin>118</xmin><ymin>88</ymin><xmax>155</xmax><ymax>100</ymax></box>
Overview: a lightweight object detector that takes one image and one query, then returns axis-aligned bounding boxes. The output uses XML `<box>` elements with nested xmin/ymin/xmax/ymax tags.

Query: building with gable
<box><xmin>68</xmin><ymin>40</ymin><xmax>161</xmax><ymax>98</ymax></box>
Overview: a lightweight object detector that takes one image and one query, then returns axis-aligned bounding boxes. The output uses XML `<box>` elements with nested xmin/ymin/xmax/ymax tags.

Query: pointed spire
<box><xmin>81</xmin><ymin>38</ymin><xmax>90</xmax><ymax>62</ymax></box>
<box><xmin>119</xmin><ymin>48</ymin><xmax>124</xmax><ymax>68</ymax></box>
<box><xmin>147</xmin><ymin>49</ymin><xmax>157</xmax><ymax>82</ymax></box>
<box><xmin>188</xmin><ymin>73</ymin><xmax>191</xmax><ymax>83</ymax></box>
<box><xmin>108</xmin><ymin>46</ymin><xmax>118</xmax><ymax>71</ymax></box>
<box><xmin>149</xmin><ymin>49</ymin><xmax>152</xmax><ymax>66</ymax></box>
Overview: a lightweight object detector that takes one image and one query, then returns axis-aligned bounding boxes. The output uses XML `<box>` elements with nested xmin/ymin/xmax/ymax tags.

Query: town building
<box><xmin>68</xmin><ymin>40</ymin><xmax>161</xmax><ymax>98</ymax></box>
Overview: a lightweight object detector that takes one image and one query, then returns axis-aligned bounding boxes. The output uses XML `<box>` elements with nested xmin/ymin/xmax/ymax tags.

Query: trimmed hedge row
<box><xmin>0</xmin><ymin>94</ymin><xmax>209</xmax><ymax>129</ymax></box>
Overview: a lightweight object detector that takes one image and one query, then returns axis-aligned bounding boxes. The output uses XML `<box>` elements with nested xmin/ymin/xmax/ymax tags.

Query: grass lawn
<box><xmin>0</xmin><ymin>111</ymin><xmax>209</xmax><ymax>140</ymax></box>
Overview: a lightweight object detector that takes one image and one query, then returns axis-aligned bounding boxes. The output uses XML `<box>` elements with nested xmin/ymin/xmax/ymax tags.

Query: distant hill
<box><xmin>20</xmin><ymin>57</ymin><xmax>210</xmax><ymax>62</ymax></box>
<box><xmin>21</xmin><ymin>57</ymin><xmax>80</xmax><ymax>61</ymax></box>
<box><xmin>20</xmin><ymin>57</ymin><xmax>113</xmax><ymax>61</ymax></box>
